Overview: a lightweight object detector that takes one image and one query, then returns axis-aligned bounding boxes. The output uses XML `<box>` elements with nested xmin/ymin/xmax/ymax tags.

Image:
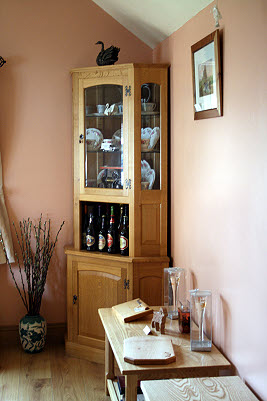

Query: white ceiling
<box><xmin>92</xmin><ymin>0</ymin><xmax>213</xmax><ymax>49</ymax></box>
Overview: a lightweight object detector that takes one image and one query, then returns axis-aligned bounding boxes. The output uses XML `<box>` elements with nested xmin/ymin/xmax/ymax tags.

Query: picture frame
<box><xmin>191</xmin><ymin>29</ymin><xmax>222</xmax><ymax>120</ymax></box>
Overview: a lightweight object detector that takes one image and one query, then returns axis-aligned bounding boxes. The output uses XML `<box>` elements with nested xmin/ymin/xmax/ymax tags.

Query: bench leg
<box><xmin>105</xmin><ymin>333</ymin><xmax>115</xmax><ymax>395</ymax></box>
<box><xmin>125</xmin><ymin>374</ymin><xmax>138</xmax><ymax>401</ymax></box>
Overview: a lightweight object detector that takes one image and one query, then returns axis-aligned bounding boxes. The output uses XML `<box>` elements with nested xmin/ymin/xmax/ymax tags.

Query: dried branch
<box><xmin>0</xmin><ymin>215</ymin><xmax>64</xmax><ymax>316</ymax></box>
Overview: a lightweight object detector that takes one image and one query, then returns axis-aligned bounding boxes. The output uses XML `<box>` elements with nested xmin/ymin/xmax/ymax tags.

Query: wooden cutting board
<box><xmin>124</xmin><ymin>336</ymin><xmax>176</xmax><ymax>365</ymax></box>
<box><xmin>112</xmin><ymin>299</ymin><xmax>153</xmax><ymax>322</ymax></box>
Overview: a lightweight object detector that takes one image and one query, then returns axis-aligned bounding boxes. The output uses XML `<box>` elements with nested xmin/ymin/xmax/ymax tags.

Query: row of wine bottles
<box><xmin>81</xmin><ymin>202</ymin><xmax>129</xmax><ymax>256</ymax></box>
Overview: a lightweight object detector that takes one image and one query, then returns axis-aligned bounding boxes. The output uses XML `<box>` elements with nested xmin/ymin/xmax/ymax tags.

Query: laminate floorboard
<box><xmin>0</xmin><ymin>344</ymin><xmax>21</xmax><ymax>401</ymax></box>
<box><xmin>19</xmin><ymin>346</ymin><xmax>52</xmax><ymax>401</ymax></box>
<box><xmin>0</xmin><ymin>342</ymin><xmax>108</xmax><ymax>401</ymax></box>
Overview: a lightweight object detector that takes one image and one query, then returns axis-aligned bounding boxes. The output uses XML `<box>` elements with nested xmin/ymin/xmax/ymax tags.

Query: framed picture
<box><xmin>191</xmin><ymin>29</ymin><xmax>222</xmax><ymax>120</ymax></box>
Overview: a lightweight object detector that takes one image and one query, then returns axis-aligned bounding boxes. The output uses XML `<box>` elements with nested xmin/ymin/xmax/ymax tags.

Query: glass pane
<box><xmin>141</xmin><ymin>83</ymin><xmax>160</xmax><ymax>190</ymax></box>
<box><xmin>84</xmin><ymin>85</ymin><xmax>123</xmax><ymax>189</ymax></box>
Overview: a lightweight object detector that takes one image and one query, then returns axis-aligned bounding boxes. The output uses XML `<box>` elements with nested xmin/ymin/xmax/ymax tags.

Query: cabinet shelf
<box><xmin>86</xmin><ymin>113</ymin><xmax>123</xmax><ymax>118</ymax></box>
<box><xmin>86</xmin><ymin>112</ymin><xmax>160</xmax><ymax>118</ymax></box>
<box><xmin>87</xmin><ymin>149</ymin><xmax>121</xmax><ymax>154</ymax></box>
<box><xmin>141</xmin><ymin>112</ymin><xmax>160</xmax><ymax>117</ymax></box>
<box><xmin>141</xmin><ymin>149</ymin><xmax>160</xmax><ymax>154</ymax></box>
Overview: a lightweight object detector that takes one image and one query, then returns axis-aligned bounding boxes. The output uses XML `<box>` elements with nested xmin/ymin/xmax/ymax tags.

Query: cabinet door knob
<box><xmin>73</xmin><ymin>295</ymin><xmax>78</xmax><ymax>304</ymax></box>
<box><xmin>79</xmin><ymin>134</ymin><xmax>84</xmax><ymax>143</ymax></box>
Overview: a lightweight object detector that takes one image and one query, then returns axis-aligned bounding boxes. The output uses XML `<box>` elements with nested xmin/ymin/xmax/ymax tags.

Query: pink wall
<box><xmin>154</xmin><ymin>0</ymin><xmax>267</xmax><ymax>399</ymax></box>
<box><xmin>0</xmin><ymin>0</ymin><xmax>152</xmax><ymax>326</ymax></box>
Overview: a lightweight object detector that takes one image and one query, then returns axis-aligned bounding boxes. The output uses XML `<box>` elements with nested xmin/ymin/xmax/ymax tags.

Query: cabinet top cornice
<box><xmin>70</xmin><ymin>63</ymin><xmax>169</xmax><ymax>75</ymax></box>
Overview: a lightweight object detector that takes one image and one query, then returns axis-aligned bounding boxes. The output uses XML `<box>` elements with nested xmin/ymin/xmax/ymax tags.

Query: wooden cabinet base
<box><xmin>65</xmin><ymin>338</ymin><xmax>104</xmax><ymax>364</ymax></box>
<box><xmin>65</xmin><ymin>247</ymin><xmax>169</xmax><ymax>362</ymax></box>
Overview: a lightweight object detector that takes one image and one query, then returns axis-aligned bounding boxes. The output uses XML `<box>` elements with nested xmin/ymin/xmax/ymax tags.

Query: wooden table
<box><xmin>99</xmin><ymin>308</ymin><xmax>231</xmax><ymax>401</ymax></box>
<box><xmin>141</xmin><ymin>377</ymin><xmax>259</xmax><ymax>401</ymax></box>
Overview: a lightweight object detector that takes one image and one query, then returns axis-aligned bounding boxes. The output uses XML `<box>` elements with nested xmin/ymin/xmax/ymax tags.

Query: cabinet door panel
<box><xmin>78</xmin><ymin>270</ymin><xmax>125</xmax><ymax>341</ymax></box>
<box><xmin>139</xmin><ymin>276</ymin><xmax>162</xmax><ymax>306</ymax></box>
<box><xmin>73</xmin><ymin>262</ymin><xmax>127</xmax><ymax>344</ymax></box>
<box><xmin>133</xmin><ymin>262</ymin><xmax>166</xmax><ymax>306</ymax></box>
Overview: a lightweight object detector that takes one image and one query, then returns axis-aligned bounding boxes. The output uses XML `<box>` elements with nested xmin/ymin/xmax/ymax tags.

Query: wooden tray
<box><xmin>112</xmin><ymin>299</ymin><xmax>153</xmax><ymax>322</ymax></box>
<box><xmin>124</xmin><ymin>336</ymin><xmax>176</xmax><ymax>365</ymax></box>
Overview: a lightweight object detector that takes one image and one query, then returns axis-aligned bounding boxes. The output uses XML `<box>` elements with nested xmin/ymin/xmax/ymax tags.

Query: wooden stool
<box><xmin>141</xmin><ymin>377</ymin><xmax>258</xmax><ymax>401</ymax></box>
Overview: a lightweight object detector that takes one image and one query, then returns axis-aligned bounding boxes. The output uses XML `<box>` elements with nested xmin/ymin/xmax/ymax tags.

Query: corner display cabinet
<box><xmin>65</xmin><ymin>63</ymin><xmax>169</xmax><ymax>362</ymax></box>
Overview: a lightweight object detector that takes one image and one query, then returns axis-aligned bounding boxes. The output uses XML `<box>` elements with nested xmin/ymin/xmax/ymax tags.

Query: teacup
<box><xmin>97</xmin><ymin>104</ymin><xmax>106</xmax><ymax>114</ymax></box>
<box><xmin>142</xmin><ymin>102</ymin><xmax>156</xmax><ymax>112</ymax></box>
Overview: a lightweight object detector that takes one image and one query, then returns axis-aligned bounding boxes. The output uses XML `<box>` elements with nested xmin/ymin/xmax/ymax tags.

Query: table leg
<box><xmin>105</xmin><ymin>333</ymin><xmax>115</xmax><ymax>396</ymax></box>
<box><xmin>125</xmin><ymin>374</ymin><xmax>138</xmax><ymax>401</ymax></box>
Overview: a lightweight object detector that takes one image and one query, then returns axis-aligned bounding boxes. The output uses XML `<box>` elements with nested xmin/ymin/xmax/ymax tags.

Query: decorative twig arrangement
<box><xmin>0</xmin><ymin>215</ymin><xmax>64</xmax><ymax>316</ymax></box>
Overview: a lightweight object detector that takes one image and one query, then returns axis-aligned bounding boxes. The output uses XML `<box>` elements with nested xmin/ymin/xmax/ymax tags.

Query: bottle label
<box><xmin>98</xmin><ymin>234</ymin><xmax>106</xmax><ymax>250</ymax></box>
<box><xmin>86</xmin><ymin>235</ymin><xmax>95</xmax><ymax>247</ymax></box>
<box><xmin>107</xmin><ymin>233</ymin><xmax>113</xmax><ymax>248</ymax></box>
<box><xmin>120</xmin><ymin>236</ymin><xmax>128</xmax><ymax>250</ymax></box>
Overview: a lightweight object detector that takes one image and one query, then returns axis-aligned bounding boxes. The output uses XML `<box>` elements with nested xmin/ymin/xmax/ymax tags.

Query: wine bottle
<box><xmin>118</xmin><ymin>205</ymin><xmax>123</xmax><ymax>232</ymax></box>
<box><xmin>96</xmin><ymin>204</ymin><xmax>102</xmax><ymax>239</ymax></box>
<box><xmin>117</xmin><ymin>204</ymin><xmax>123</xmax><ymax>251</ymax></box>
<box><xmin>82</xmin><ymin>204</ymin><xmax>88</xmax><ymax>250</ymax></box>
<box><xmin>98</xmin><ymin>215</ymin><xmax>107</xmax><ymax>252</ymax></box>
<box><xmin>86</xmin><ymin>212</ymin><xmax>96</xmax><ymax>251</ymax></box>
<box><xmin>120</xmin><ymin>215</ymin><xmax>129</xmax><ymax>256</ymax></box>
<box><xmin>107</xmin><ymin>205</ymin><xmax>116</xmax><ymax>253</ymax></box>
<box><xmin>123</xmin><ymin>204</ymin><xmax>129</xmax><ymax>225</ymax></box>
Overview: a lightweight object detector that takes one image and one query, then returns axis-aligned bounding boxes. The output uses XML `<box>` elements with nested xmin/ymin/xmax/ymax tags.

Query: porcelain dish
<box><xmin>141</xmin><ymin>127</ymin><xmax>160</xmax><ymax>151</ymax></box>
<box><xmin>86</xmin><ymin>128</ymin><xmax>103</xmax><ymax>150</ymax></box>
<box><xmin>112</xmin><ymin>129</ymin><xmax>121</xmax><ymax>149</ymax></box>
<box><xmin>141</xmin><ymin>160</ymin><xmax>155</xmax><ymax>189</ymax></box>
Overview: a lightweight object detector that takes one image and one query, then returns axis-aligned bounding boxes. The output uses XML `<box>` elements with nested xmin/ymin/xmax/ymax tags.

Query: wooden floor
<box><xmin>0</xmin><ymin>341</ymin><xmax>109</xmax><ymax>401</ymax></box>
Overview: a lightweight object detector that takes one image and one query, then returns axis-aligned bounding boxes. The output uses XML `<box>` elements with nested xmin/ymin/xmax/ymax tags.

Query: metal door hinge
<box><xmin>73</xmin><ymin>295</ymin><xmax>78</xmax><ymax>304</ymax></box>
<box><xmin>125</xmin><ymin>179</ymin><xmax>131</xmax><ymax>189</ymax></box>
<box><xmin>125</xmin><ymin>86</ymin><xmax>131</xmax><ymax>97</ymax></box>
<box><xmin>124</xmin><ymin>279</ymin><xmax>130</xmax><ymax>290</ymax></box>
<box><xmin>79</xmin><ymin>134</ymin><xmax>84</xmax><ymax>143</ymax></box>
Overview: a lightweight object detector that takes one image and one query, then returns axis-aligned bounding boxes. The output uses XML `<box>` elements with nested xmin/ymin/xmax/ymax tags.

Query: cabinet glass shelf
<box><xmin>87</xmin><ymin>149</ymin><xmax>121</xmax><ymax>153</ymax></box>
<box><xmin>86</xmin><ymin>113</ymin><xmax>123</xmax><ymax>118</ymax></box>
<box><xmin>85</xmin><ymin>112</ymin><xmax>160</xmax><ymax>118</ymax></box>
<box><xmin>141</xmin><ymin>112</ymin><xmax>160</xmax><ymax>116</ymax></box>
<box><xmin>141</xmin><ymin>150</ymin><xmax>160</xmax><ymax>154</ymax></box>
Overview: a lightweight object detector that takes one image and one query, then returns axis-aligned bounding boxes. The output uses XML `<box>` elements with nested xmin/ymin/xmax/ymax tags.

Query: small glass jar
<box><xmin>164</xmin><ymin>267</ymin><xmax>185</xmax><ymax>319</ymax></box>
<box><xmin>190</xmin><ymin>289</ymin><xmax>212</xmax><ymax>351</ymax></box>
<box><xmin>178</xmin><ymin>301</ymin><xmax>190</xmax><ymax>334</ymax></box>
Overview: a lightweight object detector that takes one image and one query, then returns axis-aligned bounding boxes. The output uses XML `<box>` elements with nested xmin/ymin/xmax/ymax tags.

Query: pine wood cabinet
<box><xmin>65</xmin><ymin>64</ymin><xmax>169</xmax><ymax>362</ymax></box>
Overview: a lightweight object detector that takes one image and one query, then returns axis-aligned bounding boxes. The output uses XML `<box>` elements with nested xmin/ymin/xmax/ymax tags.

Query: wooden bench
<box><xmin>141</xmin><ymin>376</ymin><xmax>258</xmax><ymax>401</ymax></box>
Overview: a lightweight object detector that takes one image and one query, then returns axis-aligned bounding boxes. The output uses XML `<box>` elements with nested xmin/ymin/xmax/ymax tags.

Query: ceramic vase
<box><xmin>19</xmin><ymin>314</ymin><xmax>47</xmax><ymax>353</ymax></box>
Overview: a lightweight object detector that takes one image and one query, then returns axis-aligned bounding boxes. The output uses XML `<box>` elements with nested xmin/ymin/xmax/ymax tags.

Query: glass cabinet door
<box><xmin>84</xmin><ymin>84</ymin><xmax>123</xmax><ymax>189</ymax></box>
<box><xmin>141</xmin><ymin>83</ymin><xmax>160</xmax><ymax>190</ymax></box>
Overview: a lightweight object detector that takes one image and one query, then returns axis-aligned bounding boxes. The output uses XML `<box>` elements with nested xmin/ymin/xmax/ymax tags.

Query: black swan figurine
<box><xmin>95</xmin><ymin>41</ymin><xmax>120</xmax><ymax>66</ymax></box>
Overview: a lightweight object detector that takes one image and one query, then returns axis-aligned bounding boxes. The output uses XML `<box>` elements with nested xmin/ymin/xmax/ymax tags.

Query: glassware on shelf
<box><xmin>164</xmin><ymin>267</ymin><xmax>185</xmax><ymax>320</ymax></box>
<box><xmin>190</xmin><ymin>289</ymin><xmax>212</xmax><ymax>352</ymax></box>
